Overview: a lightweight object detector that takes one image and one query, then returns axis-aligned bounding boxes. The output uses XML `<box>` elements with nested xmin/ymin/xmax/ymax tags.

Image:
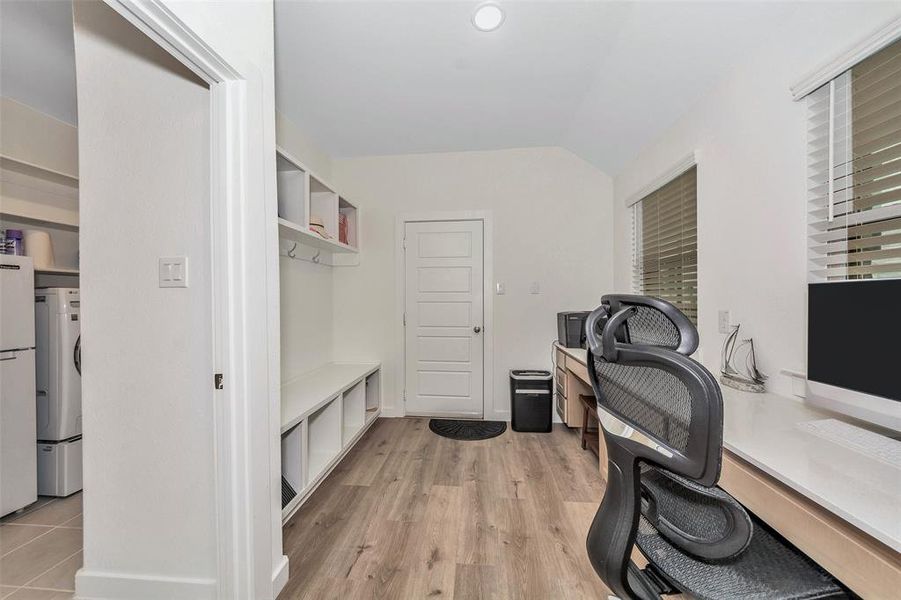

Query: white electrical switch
<box><xmin>718</xmin><ymin>310</ymin><xmax>730</xmax><ymax>334</ymax></box>
<box><xmin>159</xmin><ymin>257</ymin><xmax>188</xmax><ymax>288</ymax></box>
<box><xmin>529</xmin><ymin>281</ymin><xmax>540</xmax><ymax>295</ymax></box>
<box><xmin>496</xmin><ymin>282</ymin><xmax>505</xmax><ymax>295</ymax></box>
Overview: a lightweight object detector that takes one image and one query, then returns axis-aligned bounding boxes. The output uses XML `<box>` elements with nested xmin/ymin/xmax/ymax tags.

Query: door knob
<box><xmin>473</xmin><ymin>326</ymin><xmax>482</xmax><ymax>333</ymax></box>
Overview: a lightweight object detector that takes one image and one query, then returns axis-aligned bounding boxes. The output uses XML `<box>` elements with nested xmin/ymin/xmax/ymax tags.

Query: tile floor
<box><xmin>0</xmin><ymin>493</ymin><xmax>82</xmax><ymax>599</ymax></box>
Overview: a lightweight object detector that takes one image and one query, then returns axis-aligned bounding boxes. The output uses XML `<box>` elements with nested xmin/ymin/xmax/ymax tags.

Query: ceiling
<box><xmin>0</xmin><ymin>0</ymin><xmax>77</xmax><ymax>125</ymax></box>
<box><xmin>0</xmin><ymin>1</ymin><xmax>887</xmax><ymax>175</ymax></box>
<box><xmin>273</xmin><ymin>1</ymin><xmax>863</xmax><ymax>173</ymax></box>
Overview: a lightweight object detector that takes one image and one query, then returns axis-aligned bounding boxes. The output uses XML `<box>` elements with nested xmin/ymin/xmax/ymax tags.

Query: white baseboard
<box><xmin>75</xmin><ymin>569</ymin><xmax>216</xmax><ymax>600</ymax></box>
<box><xmin>380</xmin><ymin>405</ymin><xmax>405</xmax><ymax>418</ymax></box>
<box><xmin>272</xmin><ymin>554</ymin><xmax>289</xmax><ymax>598</ymax></box>
<box><xmin>491</xmin><ymin>410</ymin><xmax>511</xmax><ymax>422</ymax></box>
<box><xmin>380</xmin><ymin>407</ymin><xmax>511</xmax><ymax>420</ymax></box>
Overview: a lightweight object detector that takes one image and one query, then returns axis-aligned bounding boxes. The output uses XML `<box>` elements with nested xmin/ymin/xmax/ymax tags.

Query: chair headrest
<box><xmin>586</xmin><ymin>295</ymin><xmax>698</xmax><ymax>360</ymax></box>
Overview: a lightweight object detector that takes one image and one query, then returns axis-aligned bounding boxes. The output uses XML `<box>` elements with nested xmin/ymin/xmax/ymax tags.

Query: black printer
<box><xmin>557</xmin><ymin>311</ymin><xmax>590</xmax><ymax>348</ymax></box>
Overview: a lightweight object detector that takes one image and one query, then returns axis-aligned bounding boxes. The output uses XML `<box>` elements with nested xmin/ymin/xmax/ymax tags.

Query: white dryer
<box><xmin>34</xmin><ymin>288</ymin><xmax>82</xmax><ymax>497</ymax></box>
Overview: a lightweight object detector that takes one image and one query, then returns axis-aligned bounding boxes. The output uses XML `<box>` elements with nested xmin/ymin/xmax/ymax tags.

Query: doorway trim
<box><xmin>93</xmin><ymin>2</ymin><xmax>282</xmax><ymax>599</ymax></box>
<box><xmin>395</xmin><ymin>210</ymin><xmax>496</xmax><ymax>420</ymax></box>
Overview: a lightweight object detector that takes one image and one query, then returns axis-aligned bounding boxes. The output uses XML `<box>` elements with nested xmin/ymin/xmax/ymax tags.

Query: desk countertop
<box><xmin>554</xmin><ymin>343</ymin><xmax>901</xmax><ymax>553</ymax></box>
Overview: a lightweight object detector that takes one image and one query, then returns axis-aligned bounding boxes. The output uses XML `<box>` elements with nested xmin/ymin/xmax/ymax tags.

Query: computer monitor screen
<box><xmin>808</xmin><ymin>279</ymin><xmax>901</xmax><ymax>402</ymax></box>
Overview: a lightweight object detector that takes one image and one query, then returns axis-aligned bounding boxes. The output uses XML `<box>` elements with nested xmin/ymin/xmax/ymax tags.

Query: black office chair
<box><xmin>583</xmin><ymin>295</ymin><xmax>846</xmax><ymax>600</ymax></box>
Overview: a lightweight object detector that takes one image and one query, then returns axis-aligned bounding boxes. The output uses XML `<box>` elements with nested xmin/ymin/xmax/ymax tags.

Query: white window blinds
<box><xmin>807</xmin><ymin>38</ymin><xmax>901</xmax><ymax>281</ymax></box>
<box><xmin>632</xmin><ymin>165</ymin><xmax>698</xmax><ymax>322</ymax></box>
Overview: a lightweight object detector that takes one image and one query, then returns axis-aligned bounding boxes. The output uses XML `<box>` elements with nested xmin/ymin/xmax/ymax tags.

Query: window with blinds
<box><xmin>807</xmin><ymin>37</ymin><xmax>901</xmax><ymax>282</ymax></box>
<box><xmin>632</xmin><ymin>165</ymin><xmax>698</xmax><ymax>322</ymax></box>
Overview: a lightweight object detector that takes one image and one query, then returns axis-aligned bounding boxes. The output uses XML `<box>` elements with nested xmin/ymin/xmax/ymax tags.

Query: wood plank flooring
<box><xmin>280</xmin><ymin>418</ymin><xmax>611</xmax><ymax>599</ymax></box>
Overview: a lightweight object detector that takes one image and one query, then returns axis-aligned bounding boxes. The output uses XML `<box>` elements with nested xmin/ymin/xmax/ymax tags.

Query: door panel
<box><xmin>405</xmin><ymin>220</ymin><xmax>484</xmax><ymax>417</ymax></box>
<box><xmin>417</xmin><ymin>267</ymin><xmax>472</xmax><ymax>293</ymax></box>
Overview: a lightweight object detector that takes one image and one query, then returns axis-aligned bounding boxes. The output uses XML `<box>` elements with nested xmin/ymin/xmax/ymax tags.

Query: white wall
<box><xmin>156</xmin><ymin>4</ymin><xmax>285</xmax><ymax>598</ymax></box>
<box><xmin>279</xmin><ymin>253</ymin><xmax>334</xmax><ymax>381</ymax></box>
<box><xmin>277</xmin><ymin>112</ymin><xmax>338</xmax><ymax>382</ymax></box>
<box><xmin>74</xmin><ymin>1</ymin><xmax>283</xmax><ymax>598</ymax></box>
<box><xmin>73</xmin><ymin>1</ymin><xmax>216</xmax><ymax>596</ymax></box>
<box><xmin>277</xmin><ymin>110</ymin><xmax>333</xmax><ymax>182</ymax></box>
<box><xmin>333</xmin><ymin>147</ymin><xmax>614</xmax><ymax>419</ymax></box>
<box><xmin>611</xmin><ymin>5</ymin><xmax>901</xmax><ymax>397</ymax></box>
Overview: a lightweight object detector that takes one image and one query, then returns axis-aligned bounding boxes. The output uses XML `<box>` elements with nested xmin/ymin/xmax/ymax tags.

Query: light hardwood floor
<box><xmin>281</xmin><ymin>417</ymin><xmax>611</xmax><ymax>599</ymax></box>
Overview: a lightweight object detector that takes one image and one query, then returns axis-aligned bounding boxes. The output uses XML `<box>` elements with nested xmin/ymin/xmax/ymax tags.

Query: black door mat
<box><xmin>428</xmin><ymin>419</ymin><xmax>507</xmax><ymax>441</ymax></box>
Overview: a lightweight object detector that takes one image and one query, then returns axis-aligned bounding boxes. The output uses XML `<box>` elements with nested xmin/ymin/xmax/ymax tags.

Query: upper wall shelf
<box><xmin>1</xmin><ymin>155</ymin><xmax>78</xmax><ymax>185</ymax></box>
<box><xmin>275</xmin><ymin>147</ymin><xmax>359</xmax><ymax>255</ymax></box>
<box><xmin>0</xmin><ymin>155</ymin><xmax>79</xmax><ymax>230</ymax></box>
<box><xmin>35</xmin><ymin>266</ymin><xmax>79</xmax><ymax>276</ymax></box>
<box><xmin>278</xmin><ymin>218</ymin><xmax>358</xmax><ymax>254</ymax></box>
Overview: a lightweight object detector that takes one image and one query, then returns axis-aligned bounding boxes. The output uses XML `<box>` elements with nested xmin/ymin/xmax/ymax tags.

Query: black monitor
<box><xmin>808</xmin><ymin>279</ymin><xmax>901</xmax><ymax>430</ymax></box>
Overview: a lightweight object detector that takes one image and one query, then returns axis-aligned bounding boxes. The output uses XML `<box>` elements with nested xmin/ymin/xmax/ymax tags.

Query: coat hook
<box><xmin>312</xmin><ymin>250</ymin><xmax>321</xmax><ymax>264</ymax></box>
<box><xmin>287</xmin><ymin>243</ymin><xmax>297</xmax><ymax>259</ymax></box>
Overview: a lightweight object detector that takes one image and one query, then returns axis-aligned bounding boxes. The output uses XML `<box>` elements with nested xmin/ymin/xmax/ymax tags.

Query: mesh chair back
<box><xmin>586</xmin><ymin>295</ymin><xmax>721</xmax><ymax>482</ymax></box>
<box><xmin>583</xmin><ymin>295</ymin><xmax>724</xmax><ymax>599</ymax></box>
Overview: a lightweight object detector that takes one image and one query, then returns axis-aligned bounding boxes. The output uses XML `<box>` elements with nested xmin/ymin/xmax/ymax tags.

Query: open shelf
<box><xmin>1</xmin><ymin>155</ymin><xmax>79</xmax><ymax>230</ymax></box>
<box><xmin>307</xmin><ymin>398</ymin><xmax>341</xmax><ymax>483</ymax></box>
<box><xmin>280</xmin><ymin>422</ymin><xmax>304</xmax><ymax>513</ymax></box>
<box><xmin>35</xmin><ymin>266</ymin><xmax>79</xmax><ymax>276</ymax></box>
<box><xmin>279</xmin><ymin>363</ymin><xmax>381</xmax><ymax>522</ymax></box>
<box><xmin>276</xmin><ymin>151</ymin><xmax>307</xmax><ymax>226</ymax></box>
<box><xmin>342</xmin><ymin>380</ymin><xmax>365</xmax><ymax>445</ymax></box>
<box><xmin>278</xmin><ymin>218</ymin><xmax>359</xmax><ymax>254</ymax></box>
<box><xmin>1</xmin><ymin>155</ymin><xmax>78</xmax><ymax>185</ymax></box>
<box><xmin>274</xmin><ymin>147</ymin><xmax>360</xmax><ymax>257</ymax></box>
<box><xmin>365</xmin><ymin>371</ymin><xmax>381</xmax><ymax>423</ymax></box>
<box><xmin>309</xmin><ymin>175</ymin><xmax>338</xmax><ymax>240</ymax></box>
<box><xmin>281</xmin><ymin>362</ymin><xmax>380</xmax><ymax>433</ymax></box>
<box><xmin>338</xmin><ymin>197</ymin><xmax>358</xmax><ymax>250</ymax></box>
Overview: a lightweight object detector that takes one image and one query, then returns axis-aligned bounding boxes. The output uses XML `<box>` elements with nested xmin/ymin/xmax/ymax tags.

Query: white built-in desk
<box><xmin>280</xmin><ymin>362</ymin><xmax>381</xmax><ymax>521</ymax></box>
<box><xmin>721</xmin><ymin>387</ymin><xmax>900</xmax><ymax>554</ymax></box>
<box><xmin>554</xmin><ymin>343</ymin><xmax>901</xmax><ymax>598</ymax></box>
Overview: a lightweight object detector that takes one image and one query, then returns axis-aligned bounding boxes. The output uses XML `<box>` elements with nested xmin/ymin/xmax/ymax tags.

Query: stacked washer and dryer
<box><xmin>34</xmin><ymin>287</ymin><xmax>82</xmax><ymax>497</ymax></box>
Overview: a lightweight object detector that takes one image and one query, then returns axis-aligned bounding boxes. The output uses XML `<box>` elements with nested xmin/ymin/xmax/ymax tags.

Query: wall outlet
<box><xmin>718</xmin><ymin>310</ymin><xmax>730</xmax><ymax>334</ymax></box>
<box><xmin>529</xmin><ymin>281</ymin><xmax>540</xmax><ymax>295</ymax></box>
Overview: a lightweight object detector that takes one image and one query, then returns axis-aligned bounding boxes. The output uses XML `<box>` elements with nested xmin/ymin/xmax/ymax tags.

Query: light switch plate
<box><xmin>495</xmin><ymin>282</ymin><xmax>505</xmax><ymax>295</ymax></box>
<box><xmin>159</xmin><ymin>257</ymin><xmax>188</xmax><ymax>288</ymax></box>
<box><xmin>718</xmin><ymin>310</ymin><xmax>730</xmax><ymax>334</ymax></box>
<box><xmin>529</xmin><ymin>281</ymin><xmax>540</xmax><ymax>295</ymax></box>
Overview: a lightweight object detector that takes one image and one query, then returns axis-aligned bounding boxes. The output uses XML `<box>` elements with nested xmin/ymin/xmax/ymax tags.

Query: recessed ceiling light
<box><xmin>472</xmin><ymin>2</ymin><xmax>505</xmax><ymax>32</ymax></box>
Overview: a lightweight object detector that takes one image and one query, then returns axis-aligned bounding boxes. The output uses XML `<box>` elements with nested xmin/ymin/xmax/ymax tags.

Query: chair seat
<box><xmin>635</xmin><ymin>515</ymin><xmax>845</xmax><ymax>600</ymax></box>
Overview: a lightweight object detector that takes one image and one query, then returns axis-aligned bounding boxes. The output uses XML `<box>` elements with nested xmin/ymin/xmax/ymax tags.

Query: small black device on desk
<box><xmin>557</xmin><ymin>311</ymin><xmax>590</xmax><ymax>348</ymax></box>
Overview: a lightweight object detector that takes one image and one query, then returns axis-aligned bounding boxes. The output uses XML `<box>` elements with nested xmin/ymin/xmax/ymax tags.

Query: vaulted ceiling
<box><xmin>1</xmin><ymin>1</ymin><xmax>889</xmax><ymax>175</ymax></box>
<box><xmin>274</xmin><ymin>1</ymin><xmax>878</xmax><ymax>173</ymax></box>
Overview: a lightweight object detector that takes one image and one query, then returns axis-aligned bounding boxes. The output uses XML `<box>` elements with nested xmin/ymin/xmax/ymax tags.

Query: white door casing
<box><xmin>80</xmin><ymin>2</ymin><xmax>283</xmax><ymax>598</ymax></box>
<box><xmin>404</xmin><ymin>220</ymin><xmax>484</xmax><ymax>418</ymax></box>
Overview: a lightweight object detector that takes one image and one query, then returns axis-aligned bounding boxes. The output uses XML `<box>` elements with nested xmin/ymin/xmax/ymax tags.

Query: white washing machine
<box><xmin>34</xmin><ymin>288</ymin><xmax>82</xmax><ymax>497</ymax></box>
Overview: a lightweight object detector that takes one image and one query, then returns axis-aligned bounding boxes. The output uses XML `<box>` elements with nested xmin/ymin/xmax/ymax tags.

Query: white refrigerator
<box><xmin>0</xmin><ymin>255</ymin><xmax>37</xmax><ymax>516</ymax></box>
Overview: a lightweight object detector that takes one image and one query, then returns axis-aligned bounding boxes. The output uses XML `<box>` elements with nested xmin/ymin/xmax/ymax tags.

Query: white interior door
<box><xmin>404</xmin><ymin>220</ymin><xmax>484</xmax><ymax>418</ymax></box>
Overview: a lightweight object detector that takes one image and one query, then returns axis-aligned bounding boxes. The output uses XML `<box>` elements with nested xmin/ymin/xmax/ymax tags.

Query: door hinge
<box><xmin>214</xmin><ymin>373</ymin><xmax>224</xmax><ymax>390</ymax></box>
<box><xmin>403</xmin><ymin>312</ymin><xmax>406</xmax><ymax>326</ymax></box>
<box><xmin>402</xmin><ymin>236</ymin><xmax>406</xmax><ymax>250</ymax></box>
